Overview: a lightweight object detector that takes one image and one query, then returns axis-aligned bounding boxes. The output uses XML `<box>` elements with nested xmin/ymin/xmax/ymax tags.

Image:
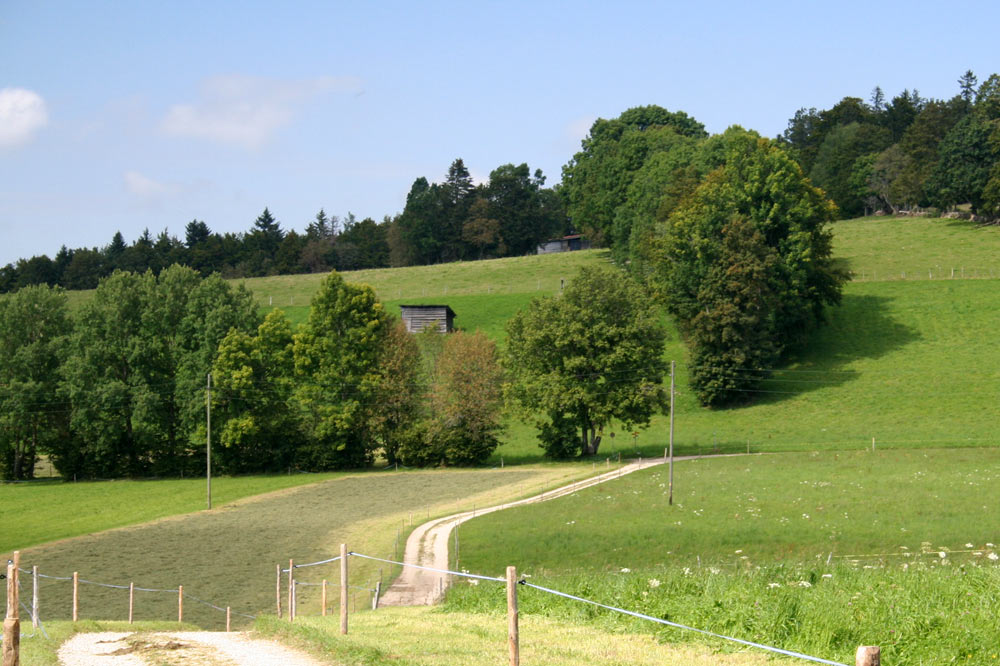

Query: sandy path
<box><xmin>379</xmin><ymin>455</ymin><xmax>722</xmax><ymax>606</ymax></box>
<box><xmin>58</xmin><ymin>631</ymin><xmax>325</xmax><ymax>666</ymax></box>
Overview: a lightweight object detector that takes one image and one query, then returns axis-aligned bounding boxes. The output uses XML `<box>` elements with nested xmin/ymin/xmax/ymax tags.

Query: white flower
<box><xmin>468</xmin><ymin>579</ymin><xmax>479</xmax><ymax>586</ymax></box>
<box><xmin>988</xmin><ymin>552</ymin><xmax>999</xmax><ymax>561</ymax></box>
<box><xmin>648</xmin><ymin>578</ymin><xmax>661</xmax><ymax>588</ymax></box>
<box><xmin>965</xmin><ymin>543</ymin><xmax>975</xmax><ymax>548</ymax></box>
<box><xmin>620</xmin><ymin>568</ymin><xmax>631</xmax><ymax>573</ymax></box>
<box><xmin>822</xmin><ymin>574</ymin><xmax>833</xmax><ymax>579</ymax></box>
<box><xmin>797</xmin><ymin>581</ymin><xmax>812</xmax><ymax>588</ymax></box>
<box><xmin>938</xmin><ymin>551</ymin><xmax>947</xmax><ymax>558</ymax></box>
<box><xmin>682</xmin><ymin>567</ymin><xmax>692</xmax><ymax>576</ymax></box>
<box><xmin>734</xmin><ymin>549</ymin><xmax>743</xmax><ymax>554</ymax></box>
<box><xmin>709</xmin><ymin>567</ymin><xmax>720</xmax><ymax>575</ymax></box>
<box><xmin>988</xmin><ymin>543</ymin><xmax>996</xmax><ymax>547</ymax></box>
<box><xmin>767</xmin><ymin>582</ymin><xmax>781</xmax><ymax>588</ymax></box>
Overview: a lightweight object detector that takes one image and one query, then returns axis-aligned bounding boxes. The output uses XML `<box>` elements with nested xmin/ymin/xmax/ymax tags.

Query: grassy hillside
<box><xmin>448</xmin><ymin>449</ymin><xmax>1000</xmax><ymax>665</ymax></box>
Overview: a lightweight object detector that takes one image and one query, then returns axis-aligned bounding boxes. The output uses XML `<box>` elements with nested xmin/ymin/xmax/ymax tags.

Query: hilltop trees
<box><xmin>504</xmin><ymin>267</ymin><xmax>667</xmax><ymax>458</ymax></box>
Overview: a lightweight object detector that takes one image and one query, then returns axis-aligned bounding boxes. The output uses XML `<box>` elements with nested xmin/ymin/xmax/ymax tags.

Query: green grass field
<box><xmin>1</xmin><ymin>464</ymin><xmax>595</xmax><ymax>630</ymax></box>
<box><xmin>447</xmin><ymin>449</ymin><xmax>1000</xmax><ymax>665</ymax></box>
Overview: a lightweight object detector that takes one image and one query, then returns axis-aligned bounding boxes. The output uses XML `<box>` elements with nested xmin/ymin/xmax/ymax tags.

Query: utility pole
<box><xmin>668</xmin><ymin>360</ymin><xmax>675</xmax><ymax>506</ymax></box>
<box><xmin>206</xmin><ymin>372</ymin><xmax>212</xmax><ymax>510</ymax></box>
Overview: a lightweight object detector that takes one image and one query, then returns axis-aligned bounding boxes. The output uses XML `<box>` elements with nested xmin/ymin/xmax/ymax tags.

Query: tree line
<box><xmin>1</xmin><ymin>262</ymin><xmax>669</xmax><ymax>479</ymax></box>
<box><xmin>0</xmin><ymin>266</ymin><xmax>510</xmax><ymax>480</ymax></box>
<box><xmin>0</xmin><ymin>159</ymin><xmax>567</xmax><ymax>295</ymax></box>
<box><xmin>780</xmin><ymin>70</ymin><xmax>1000</xmax><ymax>220</ymax></box>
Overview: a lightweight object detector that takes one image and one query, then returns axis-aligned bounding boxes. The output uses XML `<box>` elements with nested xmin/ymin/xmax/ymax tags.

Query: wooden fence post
<box><xmin>321</xmin><ymin>579</ymin><xmax>327</xmax><ymax>616</ymax></box>
<box><xmin>291</xmin><ymin>580</ymin><xmax>296</xmax><ymax>622</ymax></box>
<box><xmin>72</xmin><ymin>572</ymin><xmax>78</xmax><ymax>622</ymax></box>
<box><xmin>3</xmin><ymin>551</ymin><xmax>19</xmax><ymax>666</ymax></box>
<box><xmin>226</xmin><ymin>607</ymin><xmax>231</xmax><ymax>632</ymax></box>
<box><xmin>339</xmin><ymin>544</ymin><xmax>348</xmax><ymax>635</ymax></box>
<box><xmin>856</xmin><ymin>646</ymin><xmax>880</xmax><ymax>666</ymax></box>
<box><xmin>275</xmin><ymin>564</ymin><xmax>282</xmax><ymax>618</ymax></box>
<box><xmin>178</xmin><ymin>586</ymin><xmax>183</xmax><ymax>623</ymax></box>
<box><xmin>31</xmin><ymin>566</ymin><xmax>38</xmax><ymax>629</ymax></box>
<box><xmin>506</xmin><ymin>566</ymin><xmax>519</xmax><ymax>666</ymax></box>
<box><xmin>128</xmin><ymin>582</ymin><xmax>134</xmax><ymax>624</ymax></box>
<box><xmin>372</xmin><ymin>581</ymin><xmax>381</xmax><ymax>610</ymax></box>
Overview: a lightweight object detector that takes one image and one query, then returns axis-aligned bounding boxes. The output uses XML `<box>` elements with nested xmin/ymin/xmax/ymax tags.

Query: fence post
<box><xmin>3</xmin><ymin>551</ymin><xmax>19</xmax><ymax>666</ymax></box>
<box><xmin>287</xmin><ymin>559</ymin><xmax>294</xmax><ymax>623</ymax></box>
<box><xmin>506</xmin><ymin>566</ymin><xmax>519</xmax><ymax>666</ymax></box>
<box><xmin>128</xmin><ymin>582</ymin><xmax>134</xmax><ymax>624</ymax></box>
<box><xmin>291</xmin><ymin>580</ymin><xmax>296</xmax><ymax>622</ymax></box>
<box><xmin>226</xmin><ymin>607</ymin><xmax>231</xmax><ymax>632</ymax></box>
<box><xmin>372</xmin><ymin>581</ymin><xmax>381</xmax><ymax>610</ymax></box>
<box><xmin>856</xmin><ymin>646</ymin><xmax>880</xmax><ymax>666</ymax></box>
<box><xmin>275</xmin><ymin>564</ymin><xmax>282</xmax><ymax>619</ymax></box>
<box><xmin>72</xmin><ymin>572</ymin><xmax>78</xmax><ymax>622</ymax></box>
<box><xmin>31</xmin><ymin>565</ymin><xmax>38</xmax><ymax>629</ymax></box>
<box><xmin>339</xmin><ymin>544</ymin><xmax>348</xmax><ymax>635</ymax></box>
<box><xmin>178</xmin><ymin>586</ymin><xmax>183</xmax><ymax>623</ymax></box>
<box><xmin>321</xmin><ymin>579</ymin><xmax>327</xmax><ymax>616</ymax></box>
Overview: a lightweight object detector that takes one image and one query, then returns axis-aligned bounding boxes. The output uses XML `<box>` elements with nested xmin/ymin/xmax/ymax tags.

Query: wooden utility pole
<box><xmin>668</xmin><ymin>360</ymin><xmax>676</xmax><ymax>505</ymax></box>
<box><xmin>506</xmin><ymin>566</ymin><xmax>519</xmax><ymax>666</ymax></box>
<box><xmin>339</xmin><ymin>544</ymin><xmax>348</xmax><ymax>635</ymax></box>
<box><xmin>3</xmin><ymin>551</ymin><xmax>19</xmax><ymax>666</ymax></box>
<box><xmin>206</xmin><ymin>373</ymin><xmax>212</xmax><ymax>510</ymax></box>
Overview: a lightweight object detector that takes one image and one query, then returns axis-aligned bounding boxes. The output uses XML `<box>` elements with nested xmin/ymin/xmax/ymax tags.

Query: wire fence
<box><xmin>282</xmin><ymin>550</ymin><xmax>855</xmax><ymax>666</ymax></box>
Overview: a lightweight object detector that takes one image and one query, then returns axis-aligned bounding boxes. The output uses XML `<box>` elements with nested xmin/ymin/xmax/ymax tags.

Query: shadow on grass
<box><xmin>738</xmin><ymin>293</ymin><xmax>920</xmax><ymax>406</ymax></box>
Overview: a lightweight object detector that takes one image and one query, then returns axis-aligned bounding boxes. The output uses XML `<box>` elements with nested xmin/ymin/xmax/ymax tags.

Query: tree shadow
<box><xmin>730</xmin><ymin>293</ymin><xmax>921</xmax><ymax>407</ymax></box>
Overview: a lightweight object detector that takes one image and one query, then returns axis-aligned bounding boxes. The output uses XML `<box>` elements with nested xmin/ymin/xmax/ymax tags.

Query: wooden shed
<box><xmin>400</xmin><ymin>305</ymin><xmax>456</xmax><ymax>334</ymax></box>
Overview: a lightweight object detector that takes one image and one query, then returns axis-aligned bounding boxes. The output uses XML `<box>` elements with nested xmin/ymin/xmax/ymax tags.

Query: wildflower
<box><xmin>468</xmin><ymin>579</ymin><xmax>479</xmax><ymax>586</ymax></box>
<box><xmin>648</xmin><ymin>578</ymin><xmax>661</xmax><ymax>588</ymax></box>
<box><xmin>682</xmin><ymin>567</ymin><xmax>692</xmax><ymax>576</ymax></box>
<box><xmin>988</xmin><ymin>543</ymin><xmax>996</xmax><ymax>548</ymax></box>
<box><xmin>797</xmin><ymin>581</ymin><xmax>812</xmax><ymax>588</ymax></box>
<box><xmin>735</xmin><ymin>549</ymin><xmax>743</xmax><ymax>554</ymax></box>
<box><xmin>620</xmin><ymin>568</ymin><xmax>631</xmax><ymax>573</ymax></box>
<box><xmin>939</xmin><ymin>551</ymin><xmax>947</xmax><ymax>558</ymax></box>
<box><xmin>767</xmin><ymin>582</ymin><xmax>781</xmax><ymax>588</ymax></box>
<box><xmin>822</xmin><ymin>574</ymin><xmax>833</xmax><ymax>579</ymax></box>
<box><xmin>709</xmin><ymin>567</ymin><xmax>720</xmax><ymax>574</ymax></box>
<box><xmin>965</xmin><ymin>543</ymin><xmax>975</xmax><ymax>548</ymax></box>
<box><xmin>988</xmin><ymin>553</ymin><xmax>999</xmax><ymax>561</ymax></box>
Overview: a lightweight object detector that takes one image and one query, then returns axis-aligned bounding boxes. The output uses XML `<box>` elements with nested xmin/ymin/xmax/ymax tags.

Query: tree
<box><xmin>0</xmin><ymin>285</ymin><xmax>73</xmax><ymax>479</ymax></box>
<box><xmin>561</xmin><ymin>106</ymin><xmax>708</xmax><ymax>247</ymax></box>
<box><xmin>399</xmin><ymin>330</ymin><xmax>504</xmax><ymax>466</ymax></box>
<box><xmin>487</xmin><ymin>163</ymin><xmax>562</xmax><ymax>257</ymax></box>
<box><xmin>369</xmin><ymin>320</ymin><xmax>423</xmax><ymax>464</ymax></box>
<box><xmin>809</xmin><ymin>122</ymin><xmax>891</xmax><ymax>217</ymax></box>
<box><xmin>504</xmin><ymin>267</ymin><xmax>667</xmax><ymax>457</ymax></box>
<box><xmin>292</xmin><ymin>271</ymin><xmax>389</xmax><ymax>468</ymax></box>
<box><xmin>656</xmin><ymin>130</ymin><xmax>845</xmax><ymax>405</ymax></box>
<box><xmin>927</xmin><ymin>113</ymin><xmax>996</xmax><ymax>212</ymax></box>
<box><xmin>211</xmin><ymin>310</ymin><xmax>300</xmax><ymax>473</ymax></box>
<box><xmin>959</xmin><ymin>70</ymin><xmax>979</xmax><ymax>106</ymax></box>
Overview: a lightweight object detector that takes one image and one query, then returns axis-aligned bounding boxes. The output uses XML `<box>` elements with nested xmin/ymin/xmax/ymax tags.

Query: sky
<box><xmin>2</xmin><ymin>0</ymin><xmax>998</xmax><ymax>266</ymax></box>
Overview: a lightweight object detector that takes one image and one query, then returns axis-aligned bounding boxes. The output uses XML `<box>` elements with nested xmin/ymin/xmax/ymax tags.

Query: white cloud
<box><xmin>161</xmin><ymin>74</ymin><xmax>360</xmax><ymax>149</ymax></box>
<box><xmin>123</xmin><ymin>171</ymin><xmax>176</xmax><ymax>198</ymax></box>
<box><xmin>0</xmin><ymin>88</ymin><xmax>49</xmax><ymax>148</ymax></box>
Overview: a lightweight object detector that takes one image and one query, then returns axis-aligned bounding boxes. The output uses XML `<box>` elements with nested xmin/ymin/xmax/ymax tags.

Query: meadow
<box><xmin>2</xmin><ymin>464</ymin><xmax>596</xmax><ymax>631</ymax></box>
<box><xmin>445</xmin><ymin>449</ymin><xmax>1000</xmax><ymax>664</ymax></box>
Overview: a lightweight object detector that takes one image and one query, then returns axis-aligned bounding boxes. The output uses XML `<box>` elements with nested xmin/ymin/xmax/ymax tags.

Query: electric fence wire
<box><xmin>339</xmin><ymin>552</ymin><xmax>849</xmax><ymax>666</ymax></box>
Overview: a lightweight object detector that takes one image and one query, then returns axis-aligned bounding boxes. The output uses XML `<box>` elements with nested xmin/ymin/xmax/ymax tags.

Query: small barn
<box><xmin>400</xmin><ymin>305</ymin><xmax>456</xmax><ymax>334</ymax></box>
<box><xmin>536</xmin><ymin>233</ymin><xmax>591</xmax><ymax>254</ymax></box>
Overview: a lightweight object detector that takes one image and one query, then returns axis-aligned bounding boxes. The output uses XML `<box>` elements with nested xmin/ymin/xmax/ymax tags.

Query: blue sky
<box><xmin>2</xmin><ymin>0</ymin><xmax>997</xmax><ymax>266</ymax></box>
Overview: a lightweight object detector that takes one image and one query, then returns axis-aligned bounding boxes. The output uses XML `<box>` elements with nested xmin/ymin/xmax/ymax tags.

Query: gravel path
<box><xmin>379</xmin><ymin>455</ymin><xmax>731</xmax><ymax>606</ymax></box>
<box><xmin>58</xmin><ymin>631</ymin><xmax>325</xmax><ymax>666</ymax></box>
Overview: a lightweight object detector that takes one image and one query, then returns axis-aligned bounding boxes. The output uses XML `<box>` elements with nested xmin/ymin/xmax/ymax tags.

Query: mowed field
<box><xmin>2</xmin><ymin>464</ymin><xmax>596</xmax><ymax>630</ymax></box>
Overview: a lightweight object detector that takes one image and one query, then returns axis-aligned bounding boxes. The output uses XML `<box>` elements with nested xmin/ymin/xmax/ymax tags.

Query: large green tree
<box><xmin>292</xmin><ymin>271</ymin><xmax>389</xmax><ymax>468</ymax></box>
<box><xmin>0</xmin><ymin>285</ymin><xmax>73</xmax><ymax>479</ymax></box>
<box><xmin>504</xmin><ymin>267</ymin><xmax>667</xmax><ymax>457</ymax></box>
<box><xmin>561</xmin><ymin>105</ymin><xmax>707</xmax><ymax>247</ymax></box>
<box><xmin>656</xmin><ymin>129</ymin><xmax>845</xmax><ymax>405</ymax></box>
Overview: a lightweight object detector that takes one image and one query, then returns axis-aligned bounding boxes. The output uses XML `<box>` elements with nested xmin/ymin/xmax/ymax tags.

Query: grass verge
<box><xmin>256</xmin><ymin>607</ymin><xmax>784</xmax><ymax>665</ymax></box>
